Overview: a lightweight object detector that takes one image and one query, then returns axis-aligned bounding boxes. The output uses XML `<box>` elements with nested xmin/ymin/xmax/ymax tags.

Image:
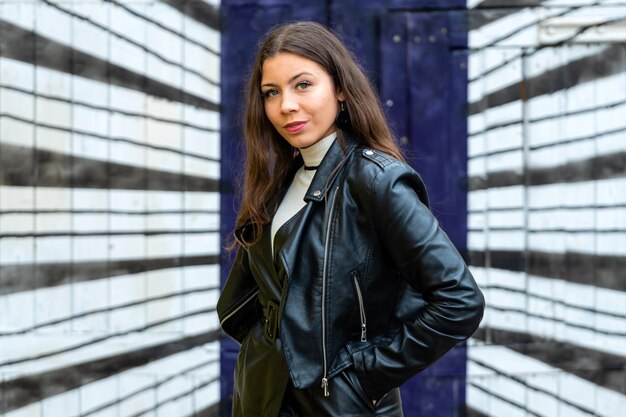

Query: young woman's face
<box><xmin>261</xmin><ymin>52</ymin><xmax>343</xmax><ymax>149</ymax></box>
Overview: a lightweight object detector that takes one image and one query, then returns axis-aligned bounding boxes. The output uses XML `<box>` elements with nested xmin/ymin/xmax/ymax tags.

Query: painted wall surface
<box><xmin>0</xmin><ymin>1</ymin><xmax>222</xmax><ymax>416</ymax></box>
<box><xmin>2</xmin><ymin>0</ymin><xmax>625</xmax><ymax>416</ymax></box>
<box><xmin>466</xmin><ymin>1</ymin><xmax>626</xmax><ymax>416</ymax></box>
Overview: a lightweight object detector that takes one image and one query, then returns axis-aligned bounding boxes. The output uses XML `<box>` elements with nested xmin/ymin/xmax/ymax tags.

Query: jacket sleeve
<box><xmin>217</xmin><ymin>246</ymin><xmax>260</xmax><ymax>344</ymax></box>
<box><xmin>351</xmin><ymin>161</ymin><xmax>485</xmax><ymax>401</ymax></box>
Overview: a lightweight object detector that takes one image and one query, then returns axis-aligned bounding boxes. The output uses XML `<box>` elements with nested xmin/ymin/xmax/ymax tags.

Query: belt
<box><xmin>263</xmin><ymin>299</ymin><xmax>279</xmax><ymax>343</ymax></box>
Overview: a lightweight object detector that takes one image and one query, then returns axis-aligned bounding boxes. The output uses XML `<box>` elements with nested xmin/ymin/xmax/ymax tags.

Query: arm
<box><xmin>352</xmin><ymin>162</ymin><xmax>485</xmax><ymax>400</ymax></box>
<box><xmin>217</xmin><ymin>246</ymin><xmax>260</xmax><ymax>344</ymax></box>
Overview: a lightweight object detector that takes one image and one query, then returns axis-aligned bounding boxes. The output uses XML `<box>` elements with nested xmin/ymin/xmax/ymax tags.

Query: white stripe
<box><xmin>0</xmin><ymin>56</ymin><xmax>220</xmax><ymax>130</ymax></box>
<box><xmin>469</xmin><ymin>178</ymin><xmax>626</xmax><ymax>209</ymax></box>
<box><xmin>0</xmin><ymin>315</ymin><xmax>219</xmax><ymax>382</ymax></box>
<box><xmin>0</xmin><ymin>186</ymin><xmax>219</xmax><ymax>211</ymax></box>
<box><xmin>0</xmin><ymin>233</ymin><xmax>219</xmax><ymax>264</ymax></box>
<box><xmin>471</xmin><ymin>206</ymin><xmax>626</xmax><ymax>232</ymax></box>
<box><xmin>473</xmin><ymin>267</ymin><xmax>626</xmax><ymax>358</ymax></box>
<box><xmin>0</xmin><ymin>265</ymin><xmax>219</xmax><ymax>333</ymax></box>
<box><xmin>478</xmin><ymin>273</ymin><xmax>626</xmax><ymax>337</ymax></box>
<box><xmin>468</xmin><ymin>344</ymin><xmax>626</xmax><ymax>417</ymax></box>
<box><xmin>469</xmin><ymin>209</ymin><xmax>526</xmax><ymax>230</ymax></box>
<box><xmin>470</xmin><ymin>72</ymin><xmax>626</xmax><ymax>154</ymax></box>
<box><xmin>470</xmin><ymin>229</ymin><xmax>626</xmax><ymax>255</ymax></box>
<box><xmin>0</xmin><ymin>117</ymin><xmax>221</xmax><ymax>180</ymax></box>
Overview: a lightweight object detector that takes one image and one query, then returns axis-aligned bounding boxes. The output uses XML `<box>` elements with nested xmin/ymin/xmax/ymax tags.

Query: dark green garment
<box><xmin>232</xmin><ymin>209</ymin><xmax>305</xmax><ymax>417</ymax></box>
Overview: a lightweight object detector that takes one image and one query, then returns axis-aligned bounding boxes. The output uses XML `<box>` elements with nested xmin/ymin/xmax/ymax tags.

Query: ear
<box><xmin>336</xmin><ymin>90</ymin><xmax>346</xmax><ymax>101</ymax></box>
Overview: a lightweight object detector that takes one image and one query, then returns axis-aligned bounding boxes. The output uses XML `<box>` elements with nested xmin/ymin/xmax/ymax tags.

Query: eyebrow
<box><xmin>261</xmin><ymin>72</ymin><xmax>314</xmax><ymax>88</ymax></box>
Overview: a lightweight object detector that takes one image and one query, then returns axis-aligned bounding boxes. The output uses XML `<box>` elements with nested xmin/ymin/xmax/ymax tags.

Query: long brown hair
<box><xmin>234</xmin><ymin>21</ymin><xmax>404</xmax><ymax>247</ymax></box>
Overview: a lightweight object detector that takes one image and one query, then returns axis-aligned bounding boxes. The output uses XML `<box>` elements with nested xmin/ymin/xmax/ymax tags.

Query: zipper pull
<box><xmin>321</xmin><ymin>377</ymin><xmax>330</xmax><ymax>397</ymax></box>
<box><xmin>361</xmin><ymin>323</ymin><xmax>367</xmax><ymax>342</ymax></box>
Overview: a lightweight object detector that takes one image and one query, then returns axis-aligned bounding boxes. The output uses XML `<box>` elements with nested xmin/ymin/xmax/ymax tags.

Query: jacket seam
<box><xmin>220</xmin><ymin>287</ymin><xmax>258</xmax><ymax>324</ymax></box>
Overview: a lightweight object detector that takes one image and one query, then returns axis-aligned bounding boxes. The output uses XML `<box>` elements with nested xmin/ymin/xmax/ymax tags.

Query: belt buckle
<box><xmin>264</xmin><ymin>299</ymin><xmax>279</xmax><ymax>343</ymax></box>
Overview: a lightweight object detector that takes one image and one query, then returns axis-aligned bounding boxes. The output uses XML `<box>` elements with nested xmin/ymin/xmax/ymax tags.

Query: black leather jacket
<box><xmin>218</xmin><ymin>136</ymin><xmax>485</xmax><ymax>410</ymax></box>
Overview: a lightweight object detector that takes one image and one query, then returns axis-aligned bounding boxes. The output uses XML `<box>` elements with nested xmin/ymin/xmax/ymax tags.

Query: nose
<box><xmin>280</xmin><ymin>92</ymin><xmax>299</xmax><ymax>114</ymax></box>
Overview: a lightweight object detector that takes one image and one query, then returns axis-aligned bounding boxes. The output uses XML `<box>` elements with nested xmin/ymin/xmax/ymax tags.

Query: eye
<box><xmin>263</xmin><ymin>89</ymin><xmax>279</xmax><ymax>98</ymax></box>
<box><xmin>296</xmin><ymin>81</ymin><xmax>311</xmax><ymax>90</ymax></box>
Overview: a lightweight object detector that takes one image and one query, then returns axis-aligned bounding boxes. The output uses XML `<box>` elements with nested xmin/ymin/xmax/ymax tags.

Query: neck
<box><xmin>300</xmin><ymin>132</ymin><xmax>337</xmax><ymax>168</ymax></box>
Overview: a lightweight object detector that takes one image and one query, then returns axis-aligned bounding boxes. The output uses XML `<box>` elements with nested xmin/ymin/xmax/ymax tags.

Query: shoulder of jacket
<box><xmin>358</xmin><ymin>147</ymin><xmax>398</xmax><ymax>169</ymax></box>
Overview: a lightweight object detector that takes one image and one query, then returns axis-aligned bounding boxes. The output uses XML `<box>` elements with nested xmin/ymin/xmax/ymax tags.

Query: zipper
<box><xmin>353</xmin><ymin>273</ymin><xmax>367</xmax><ymax>342</ymax></box>
<box><xmin>320</xmin><ymin>186</ymin><xmax>340</xmax><ymax>397</ymax></box>
<box><xmin>219</xmin><ymin>289</ymin><xmax>259</xmax><ymax>327</ymax></box>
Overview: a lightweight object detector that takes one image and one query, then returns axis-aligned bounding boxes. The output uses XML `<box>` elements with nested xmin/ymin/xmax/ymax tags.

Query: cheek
<box><xmin>264</xmin><ymin>102</ymin><xmax>279</xmax><ymax>125</ymax></box>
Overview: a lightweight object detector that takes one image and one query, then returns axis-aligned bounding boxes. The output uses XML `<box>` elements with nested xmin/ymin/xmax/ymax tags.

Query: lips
<box><xmin>284</xmin><ymin>121</ymin><xmax>307</xmax><ymax>134</ymax></box>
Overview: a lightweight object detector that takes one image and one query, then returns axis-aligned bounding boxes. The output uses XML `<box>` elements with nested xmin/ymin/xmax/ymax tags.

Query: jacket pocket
<box><xmin>352</xmin><ymin>271</ymin><xmax>367</xmax><ymax>342</ymax></box>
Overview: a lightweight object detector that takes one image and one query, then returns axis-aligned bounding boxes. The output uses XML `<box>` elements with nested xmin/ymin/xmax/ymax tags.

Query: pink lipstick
<box><xmin>284</xmin><ymin>121</ymin><xmax>307</xmax><ymax>134</ymax></box>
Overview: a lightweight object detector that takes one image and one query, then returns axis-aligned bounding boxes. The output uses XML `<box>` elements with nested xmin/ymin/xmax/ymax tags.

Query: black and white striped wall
<box><xmin>0</xmin><ymin>1</ymin><xmax>221</xmax><ymax>416</ymax></box>
<box><xmin>466</xmin><ymin>1</ymin><xmax>626</xmax><ymax>416</ymax></box>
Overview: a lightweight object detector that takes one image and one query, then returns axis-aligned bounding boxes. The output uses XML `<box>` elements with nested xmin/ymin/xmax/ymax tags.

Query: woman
<box><xmin>217</xmin><ymin>21</ymin><xmax>485</xmax><ymax>417</ymax></box>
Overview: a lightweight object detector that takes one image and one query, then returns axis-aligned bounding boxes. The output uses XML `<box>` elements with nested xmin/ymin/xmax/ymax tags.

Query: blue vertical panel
<box><xmin>380</xmin><ymin>13</ymin><xmax>410</xmax><ymax>149</ymax></box>
<box><xmin>407</xmin><ymin>12</ymin><xmax>450</xmax><ymax>220</ymax></box>
<box><xmin>220</xmin><ymin>2</ymin><xmax>328</xmax><ymax>416</ymax></box>
<box><xmin>447</xmin><ymin>49</ymin><xmax>469</xmax><ymax>254</ymax></box>
<box><xmin>379</xmin><ymin>10</ymin><xmax>470</xmax><ymax>417</ymax></box>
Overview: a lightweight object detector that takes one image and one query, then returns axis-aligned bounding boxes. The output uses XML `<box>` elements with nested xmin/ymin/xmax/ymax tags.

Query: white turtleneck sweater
<box><xmin>271</xmin><ymin>132</ymin><xmax>337</xmax><ymax>254</ymax></box>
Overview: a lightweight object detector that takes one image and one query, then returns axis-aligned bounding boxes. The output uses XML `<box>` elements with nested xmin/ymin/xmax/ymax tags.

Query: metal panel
<box><xmin>379</xmin><ymin>10</ymin><xmax>470</xmax><ymax>417</ymax></box>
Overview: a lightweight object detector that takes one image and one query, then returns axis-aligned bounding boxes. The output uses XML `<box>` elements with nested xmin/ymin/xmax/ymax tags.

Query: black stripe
<box><xmin>0</xmin><ymin>19</ymin><xmax>219</xmax><ymax>112</ymax></box>
<box><xmin>0</xmin><ymin>229</ymin><xmax>218</xmax><ymax>238</ymax></box>
<box><xmin>0</xmin><ymin>84</ymin><xmax>219</xmax><ymax>133</ymax></box>
<box><xmin>0</xmin><ymin>286</ymin><xmax>219</xmax><ymax>336</ymax></box>
<box><xmin>466</xmin><ymin>407</ymin><xmax>489</xmax><ymax>417</ymax></box>
<box><xmin>469</xmin><ymin>250</ymin><xmax>626</xmax><ymax>292</ymax></box>
<box><xmin>467</xmin><ymin>382</ymin><xmax>542</xmax><ymax>417</ymax></box>
<box><xmin>1</xmin><ymin>308</ymin><xmax>216</xmax><ymax>367</ymax></box>
<box><xmin>473</xmin><ymin>327</ymin><xmax>626</xmax><ymax>394</ymax></box>
<box><xmin>189</xmin><ymin>402</ymin><xmax>220</xmax><ymax>417</ymax></box>
<box><xmin>486</xmin><ymin>304</ymin><xmax>626</xmax><ymax>337</ymax></box>
<box><xmin>160</xmin><ymin>0</ymin><xmax>220</xmax><ymax>30</ymax></box>
<box><xmin>468</xmin><ymin>151</ymin><xmax>626</xmax><ymax>190</ymax></box>
<box><xmin>0</xmin><ymin>254</ymin><xmax>220</xmax><ymax>295</ymax></box>
<box><xmin>469</xmin><ymin>44</ymin><xmax>625</xmax><ymax>115</ymax></box>
<box><xmin>0</xmin><ymin>330</ymin><xmax>219</xmax><ymax>414</ymax></box>
<box><xmin>482</xmin><ymin>284</ymin><xmax>626</xmax><ymax>320</ymax></box>
<box><xmin>0</xmin><ymin>143</ymin><xmax>219</xmax><ymax>191</ymax></box>
<box><xmin>1</xmin><ymin>113</ymin><xmax>220</xmax><ymax>162</ymax></box>
<box><xmin>469</xmin><ymin>357</ymin><xmax>596</xmax><ymax>415</ymax></box>
<box><xmin>82</xmin><ymin>359</ymin><xmax>219</xmax><ymax>417</ymax></box>
<box><xmin>105</xmin><ymin>0</ymin><xmax>219</xmax><ymax>55</ymax></box>
<box><xmin>42</xmin><ymin>0</ymin><xmax>219</xmax><ymax>87</ymax></box>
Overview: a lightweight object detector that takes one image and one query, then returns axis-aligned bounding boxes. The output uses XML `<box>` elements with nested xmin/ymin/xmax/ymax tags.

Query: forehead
<box><xmin>261</xmin><ymin>52</ymin><xmax>328</xmax><ymax>82</ymax></box>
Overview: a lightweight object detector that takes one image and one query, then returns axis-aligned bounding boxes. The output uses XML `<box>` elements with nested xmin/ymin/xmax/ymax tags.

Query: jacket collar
<box><xmin>304</xmin><ymin>133</ymin><xmax>359</xmax><ymax>202</ymax></box>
